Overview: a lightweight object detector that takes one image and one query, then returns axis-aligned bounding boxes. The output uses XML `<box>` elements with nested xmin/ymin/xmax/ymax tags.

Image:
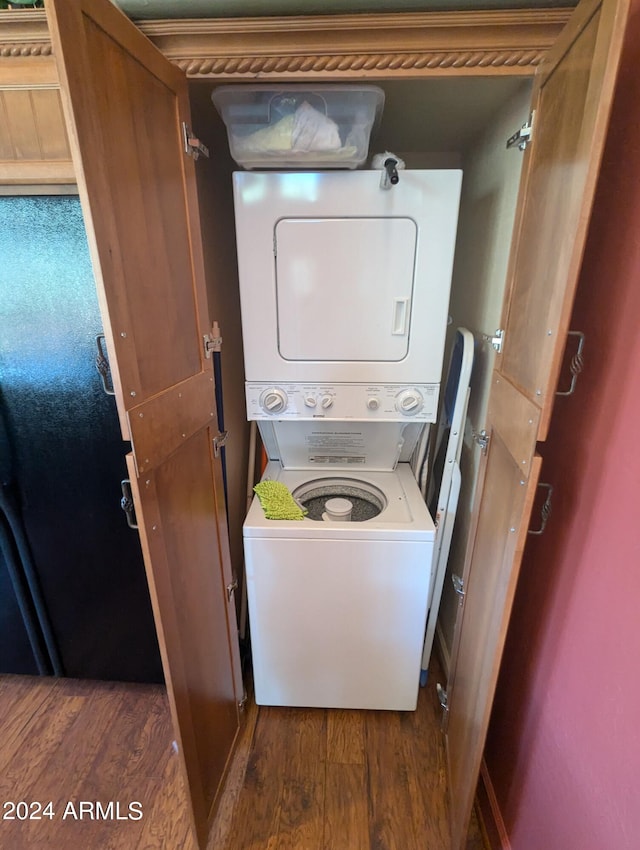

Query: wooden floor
<box><xmin>0</xmin><ymin>662</ymin><xmax>487</xmax><ymax>850</ymax></box>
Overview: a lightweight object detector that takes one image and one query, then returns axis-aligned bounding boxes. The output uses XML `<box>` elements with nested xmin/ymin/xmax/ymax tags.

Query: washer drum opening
<box><xmin>293</xmin><ymin>477</ymin><xmax>387</xmax><ymax>522</ymax></box>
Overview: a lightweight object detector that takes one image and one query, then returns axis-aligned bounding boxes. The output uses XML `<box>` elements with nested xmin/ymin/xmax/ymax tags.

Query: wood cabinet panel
<box><xmin>45</xmin><ymin>1</ymin><xmax>243</xmax><ymax>846</ymax></box>
<box><xmin>2</xmin><ymin>90</ymin><xmax>42</xmax><ymax>159</ymax></box>
<box><xmin>30</xmin><ymin>88</ymin><xmax>69</xmax><ymax>159</ymax></box>
<box><xmin>126</xmin><ymin>432</ymin><xmax>240</xmax><ymax>828</ymax></box>
<box><xmin>446</xmin><ymin>439</ymin><xmax>542</xmax><ymax>850</ymax></box>
<box><xmin>0</xmin><ymin>85</ymin><xmax>73</xmax><ymax>182</ymax></box>
<box><xmin>0</xmin><ymin>8</ymin><xmax>63</xmax><ymax>178</ymax></box>
<box><xmin>445</xmin><ymin>2</ymin><xmax>629</xmax><ymax>848</ymax></box>
<box><xmin>499</xmin><ymin>0</ymin><xmax>629</xmax><ymax>438</ymax></box>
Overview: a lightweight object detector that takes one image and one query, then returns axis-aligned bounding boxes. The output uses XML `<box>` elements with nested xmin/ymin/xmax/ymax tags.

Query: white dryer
<box><xmin>233</xmin><ymin>169</ymin><xmax>462</xmax><ymax>412</ymax></box>
<box><xmin>244</xmin><ymin>420</ymin><xmax>435</xmax><ymax>711</ymax></box>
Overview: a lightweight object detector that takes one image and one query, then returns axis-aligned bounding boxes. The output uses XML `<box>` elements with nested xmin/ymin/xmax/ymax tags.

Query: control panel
<box><xmin>246</xmin><ymin>383</ymin><xmax>439</xmax><ymax>422</ymax></box>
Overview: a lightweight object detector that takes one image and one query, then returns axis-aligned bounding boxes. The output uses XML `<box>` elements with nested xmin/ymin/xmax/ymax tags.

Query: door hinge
<box><xmin>203</xmin><ymin>327</ymin><xmax>222</xmax><ymax>359</ymax></box>
<box><xmin>436</xmin><ymin>682</ymin><xmax>449</xmax><ymax>713</ymax></box>
<box><xmin>182</xmin><ymin>122</ymin><xmax>209</xmax><ymax>160</ymax></box>
<box><xmin>213</xmin><ymin>430</ymin><xmax>229</xmax><ymax>457</ymax></box>
<box><xmin>507</xmin><ymin>110</ymin><xmax>535</xmax><ymax>151</ymax></box>
<box><xmin>238</xmin><ymin>691</ymin><xmax>248</xmax><ymax>713</ymax></box>
<box><xmin>472</xmin><ymin>429</ymin><xmax>490</xmax><ymax>454</ymax></box>
<box><xmin>482</xmin><ymin>328</ymin><xmax>504</xmax><ymax>353</ymax></box>
<box><xmin>452</xmin><ymin>573</ymin><xmax>465</xmax><ymax>598</ymax></box>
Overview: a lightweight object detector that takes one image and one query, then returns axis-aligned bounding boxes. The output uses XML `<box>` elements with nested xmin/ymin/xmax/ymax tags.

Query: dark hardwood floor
<box><xmin>0</xmin><ymin>674</ymin><xmax>192</xmax><ymax>849</ymax></box>
<box><xmin>0</xmin><ymin>659</ymin><xmax>487</xmax><ymax>850</ymax></box>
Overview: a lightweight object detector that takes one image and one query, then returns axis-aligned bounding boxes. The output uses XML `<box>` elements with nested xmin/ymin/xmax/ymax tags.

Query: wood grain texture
<box><xmin>326</xmin><ymin>710</ymin><xmax>366</xmax><ymax>765</ymax></box>
<box><xmin>400</xmin><ymin>682</ymin><xmax>451</xmax><ymax>848</ymax></box>
<box><xmin>0</xmin><ymin>86</ymin><xmax>73</xmax><ymax>182</ymax></box>
<box><xmin>0</xmin><ymin>56</ymin><xmax>58</xmax><ymax>87</ymax></box>
<box><xmin>446</xmin><ymin>449</ymin><xmax>542</xmax><ymax>850</ymax></box>
<box><xmin>324</xmin><ymin>763</ymin><xmax>368</xmax><ymax>850</ymax></box>
<box><xmin>0</xmin><ymin>676</ymin><xmax>197</xmax><ymax>850</ymax></box>
<box><xmin>487</xmin><ymin>375</ymin><xmax>540</xmax><ymax>479</ymax></box>
<box><xmin>127</xmin><ymin>371</ymin><xmax>216</xmax><ymax>476</ymax></box>
<box><xmin>499</xmin><ymin>0</ymin><xmax>630</xmax><ymax>439</ymax></box>
<box><xmin>46</xmin><ymin>2</ymin><xmax>243</xmax><ymax>846</ymax></box>
<box><xmin>475</xmin><ymin>759</ymin><xmax>509</xmax><ymax>850</ymax></box>
<box><xmin>367</xmin><ymin>710</ymin><xmax>423</xmax><ymax>850</ymax></box>
<box><xmin>220</xmin><ymin>705</ymin><xmax>290</xmax><ymax>848</ymax></box>
<box><xmin>210</xmin><ymin>656</ymin><xmax>486</xmax><ymax>850</ymax></box>
<box><xmin>45</xmin><ymin>0</ymin><xmax>209</xmax><ymax>422</ymax></box>
<box><xmin>275</xmin><ymin>710</ymin><xmax>326</xmax><ymax>850</ymax></box>
<box><xmin>126</xmin><ymin>432</ymin><xmax>240</xmax><ymax>848</ymax></box>
<box><xmin>0</xmin><ymin>665</ymin><xmax>487</xmax><ymax>850</ymax></box>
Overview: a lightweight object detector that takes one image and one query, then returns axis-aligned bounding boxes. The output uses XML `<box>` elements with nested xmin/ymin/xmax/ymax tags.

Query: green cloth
<box><xmin>253</xmin><ymin>480</ymin><xmax>308</xmax><ymax>520</ymax></box>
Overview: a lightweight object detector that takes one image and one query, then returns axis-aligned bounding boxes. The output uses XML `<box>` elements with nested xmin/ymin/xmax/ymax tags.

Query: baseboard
<box><xmin>476</xmin><ymin>758</ymin><xmax>511</xmax><ymax>850</ymax></box>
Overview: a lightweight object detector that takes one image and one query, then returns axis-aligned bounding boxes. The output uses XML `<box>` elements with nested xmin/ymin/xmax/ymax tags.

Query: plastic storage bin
<box><xmin>211</xmin><ymin>84</ymin><xmax>384</xmax><ymax>170</ymax></box>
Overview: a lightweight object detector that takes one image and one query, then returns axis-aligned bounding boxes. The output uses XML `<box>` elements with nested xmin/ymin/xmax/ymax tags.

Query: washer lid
<box><xmin>266</xmin><ymin>420</ymin><xmax>420</xmax><ymax>471</ymax></box>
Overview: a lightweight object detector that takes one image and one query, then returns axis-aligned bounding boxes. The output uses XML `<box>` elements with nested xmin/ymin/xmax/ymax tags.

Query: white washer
<box><xmin>244</xmin><ymin>459</ymin><xmax>435</xmax><ymax>711</ymax></box>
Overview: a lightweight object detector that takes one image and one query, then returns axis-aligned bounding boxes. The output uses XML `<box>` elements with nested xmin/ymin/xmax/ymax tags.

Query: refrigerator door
<box><xmin>0</xmin><ymin>519</ymin><xmax>42</xmax><ymax>676</ymax></box>
<box><xmin>0</xmin><ymin>196</ymin><xmax>162</xmax><ymax>682</ymax></box>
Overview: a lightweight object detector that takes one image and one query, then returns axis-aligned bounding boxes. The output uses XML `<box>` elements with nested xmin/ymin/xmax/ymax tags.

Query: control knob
<box><xmin>319</xmin><ymin>394</ymin><xmax>334</xmax><ymax>410</ymax></box>
<box><xmin>396</xmin><ymin>388</ymin><xmax>424</xmax><ymax>416</ymax></box>
<box><xmin>367</xmin><ymin>397</ymin><xmax>380</xmax><ymax>411</ymax></box>
<box><xmin>260</xmin><ymin>387</ymin><xmax>288</xmax><ymax>414</ymax></box>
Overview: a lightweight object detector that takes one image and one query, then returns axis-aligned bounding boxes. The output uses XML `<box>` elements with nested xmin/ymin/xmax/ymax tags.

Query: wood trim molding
<box><xmin>0</xmin><ymin>9</ymin><xmax>573</xmax><ymax>79</ymax></box>
<box><xmin>139</xmin><ymin>10</ymin><xmax>572</xmax><ymax>79</ymax></box>
<box><xmin>0</xmin><ymin>160</ymin><xmax>75</xmax><ymax>183</ymax></box>
<box><xmin>476</xmin><ymin>758</ymin><xmax>512</xmax><ymax>850</ymax></box>
<box><xmin>0</xmin><ymin>10</ymin><xmax>51</xmax><ymax>56</ymax></box>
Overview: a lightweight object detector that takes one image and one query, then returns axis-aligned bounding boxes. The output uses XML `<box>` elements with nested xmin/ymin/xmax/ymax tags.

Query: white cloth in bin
<box><xmin>291</xmin><ymin>101</ymin><xmax>341</xmax><ymax>152</ymax></box>
<box><xmin>235</xmin><ymin>101</ymin><xmax>343</xmax><ymax>155</ymax></box>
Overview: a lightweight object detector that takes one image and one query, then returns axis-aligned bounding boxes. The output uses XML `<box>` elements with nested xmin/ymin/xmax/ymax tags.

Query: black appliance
<box><xmin>0</xmin><ymin>195</ymin><xmax>162</xmax><ymax>683</ymax></box>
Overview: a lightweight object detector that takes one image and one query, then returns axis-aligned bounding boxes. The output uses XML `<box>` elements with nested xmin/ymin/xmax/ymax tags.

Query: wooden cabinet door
<box><xmin>445</xmin><ymin>0</ymin><xmax>629</xmax><ymax>847</ymax></box>
<box><xmin>499</xmin><ymin>0</ymin><xmax>630</xmax><ymax>440</ymax></box>
<box><xmin>45</xmin><ymin>1</ymin><xmax>242</xmax><ymax>847</ymax></box>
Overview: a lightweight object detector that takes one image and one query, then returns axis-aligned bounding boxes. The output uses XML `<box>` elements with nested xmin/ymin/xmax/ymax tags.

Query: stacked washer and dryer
<box><xmin>233</xmin><ymin>168</ymin><xmax>462</xmax><ymax>711</ymax></box>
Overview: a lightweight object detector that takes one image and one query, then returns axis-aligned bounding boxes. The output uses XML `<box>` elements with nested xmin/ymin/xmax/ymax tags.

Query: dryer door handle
<box><xmin>392</xmin><ymin>298</ymin><xmax>410</xmax><ymax>335</ymax></box>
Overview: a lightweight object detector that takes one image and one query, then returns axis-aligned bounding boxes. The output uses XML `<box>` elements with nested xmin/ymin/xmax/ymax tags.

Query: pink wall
<box><xmin>484</xmin><ymin>3</ymin><xmax>640</xmax><ymax>848</ymax></box>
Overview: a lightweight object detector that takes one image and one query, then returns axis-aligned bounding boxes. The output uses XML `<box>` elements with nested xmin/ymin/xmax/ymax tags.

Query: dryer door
<box><xmin>275</xmin><ymin>216</ymin><xmax>416</xmax><ymax>362</ymax></box>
